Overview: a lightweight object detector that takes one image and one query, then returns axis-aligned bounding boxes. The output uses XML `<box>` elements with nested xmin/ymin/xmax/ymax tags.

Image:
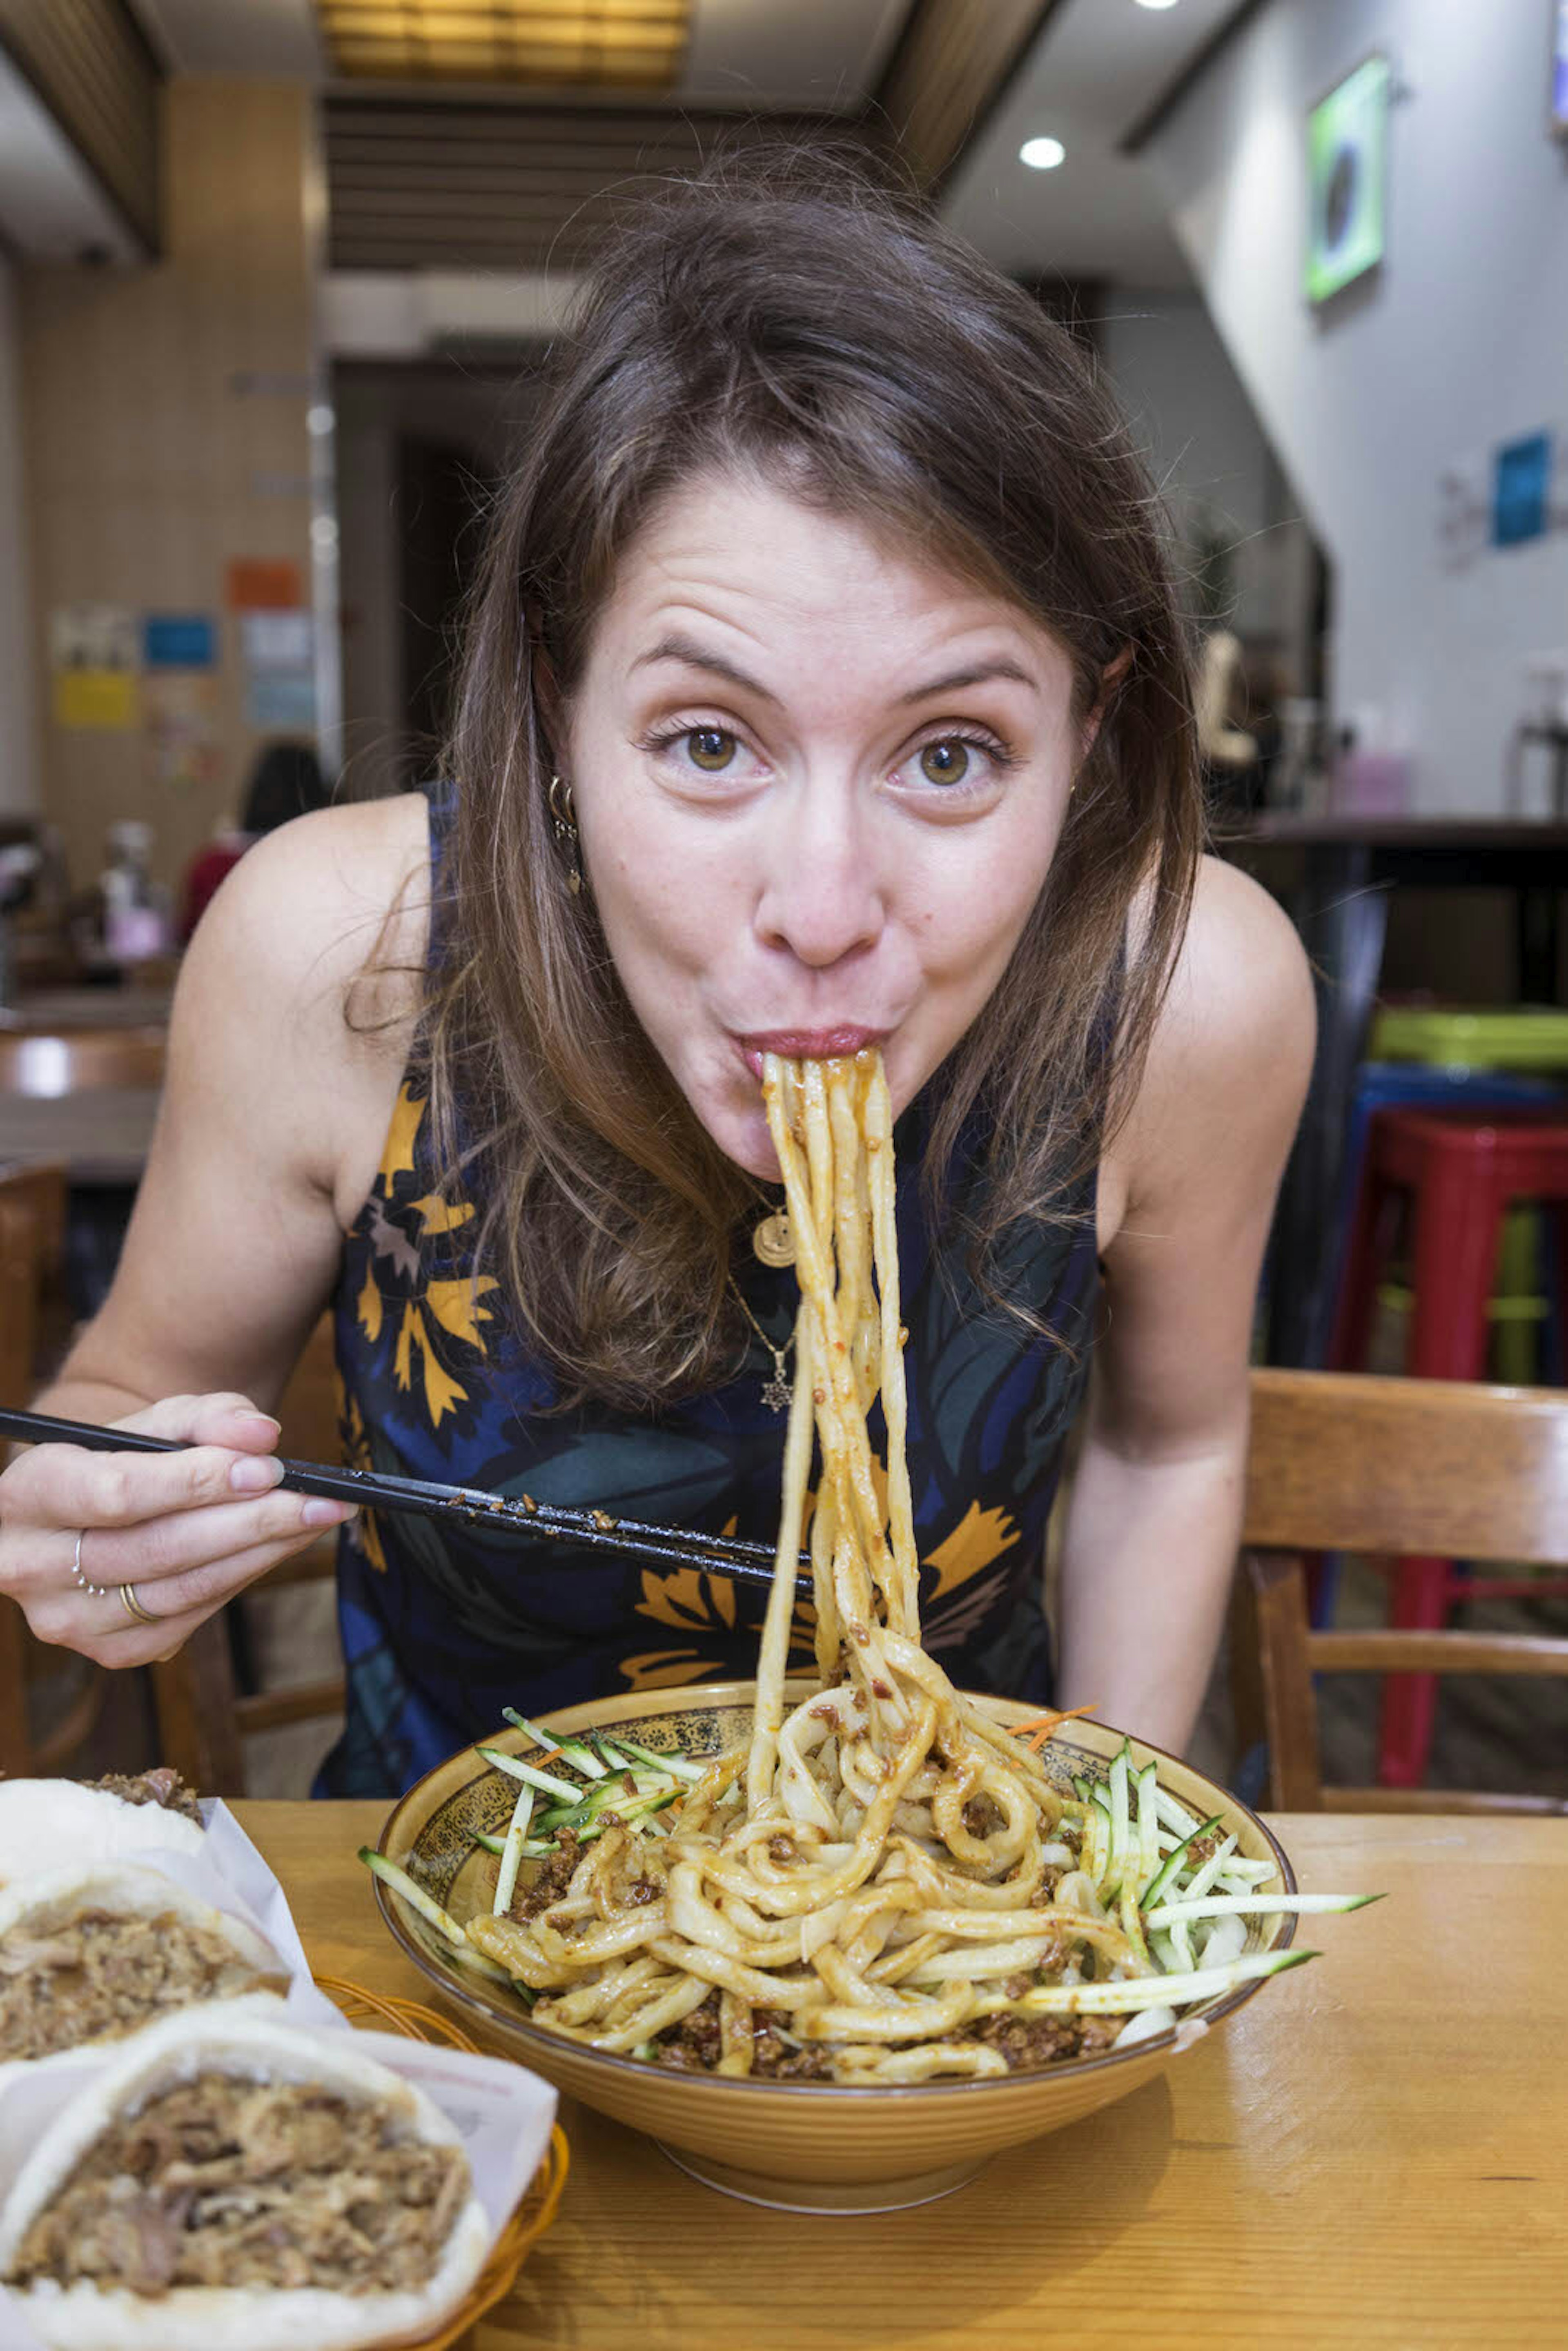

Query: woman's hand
<box><xmin>0</xmin><ymin>1392</ymin><xmax>354</xmax><ymax>1667</ymax></box>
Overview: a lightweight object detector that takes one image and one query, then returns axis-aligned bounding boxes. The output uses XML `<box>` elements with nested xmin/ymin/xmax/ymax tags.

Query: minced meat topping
<box><xmin>509</xmin><ymin>1826</ymin><xmax>584</xmax><ymax>1920</ymax></box>
<box><xmin>651</xmin><ymin>1991</ymin><xmax>833</xmax><ymax>2081</ymax></box>
<box><xmin>0</xmin><ymin>1912</ymin><xmax>281</xmax><ymax>2061</ymax></box>
<box><xmin>87</xmin><ymin>1770</ymin><xmax>203</xmax><ymax>1824</ymax></box>
<box><xmin>967</xmin><ymin>2011</ymin><xmax>1120</xmax><ymax>2069</ymax></box>
<box><xmin>6</xmin><ymin>2074</ymin><xmax>469</xmax><ymax>2298</ymax></box>
<box><xmin>646</xmin><ymin>1987</ymin><xmax>1115</xmax><ymax>2081</ymax></box>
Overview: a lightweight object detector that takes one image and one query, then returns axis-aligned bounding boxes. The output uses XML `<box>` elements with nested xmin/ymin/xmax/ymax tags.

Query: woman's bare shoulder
<box><xmin>167</xmin><ymin>792</ymin><xmax>433</xmax><ymax>1216</ymax></box>
<box><xmin>1167</xmin><ymin>853</ymin><xmax>1314</xmax><ymax>1054</ymax></box>
<box><xmin>1101</xmin><ymin>854</ymin><xmax>1314</xmax><ymax>1245</ymax></box>
<box><xmin>185</xmin><ymin>793</ymin><xmax>431</xmax><ymax>1015</ymax></box>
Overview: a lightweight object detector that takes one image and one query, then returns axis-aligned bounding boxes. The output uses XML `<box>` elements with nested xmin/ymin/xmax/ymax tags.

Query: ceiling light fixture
<box><xmin>315</xmin><ymin>1</ymin><xmax>691</xmax><ymax>91</ymax></box>
<box><xmin>1134</xmin><ymin>1</ymin><xmax>1181</xmax><ymax>12</ymax></box>
<box><xmin>1018</xmin><ymin>136</ymin><xmax>1066</xmax><ymax>170</ymax></box>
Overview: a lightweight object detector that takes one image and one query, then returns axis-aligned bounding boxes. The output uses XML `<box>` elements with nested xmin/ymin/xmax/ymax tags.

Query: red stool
<box><xmin>1332</xmin><ymin>1106</ymin><xmax>1568</xmax><ymax>1788</ymax></box>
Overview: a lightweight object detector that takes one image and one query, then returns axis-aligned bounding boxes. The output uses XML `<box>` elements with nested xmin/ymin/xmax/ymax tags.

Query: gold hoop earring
<box><xmin>547</xmin><ymin>773</ymin><xmax>582</xmax><ymax>897</ymax></box>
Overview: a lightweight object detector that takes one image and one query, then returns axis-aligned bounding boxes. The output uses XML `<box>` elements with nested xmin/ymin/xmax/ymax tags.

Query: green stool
<box><xmin>1370</xmin><ymin>1006</ymin><xmax>1568</xmax><ymax>1072</ymax></box>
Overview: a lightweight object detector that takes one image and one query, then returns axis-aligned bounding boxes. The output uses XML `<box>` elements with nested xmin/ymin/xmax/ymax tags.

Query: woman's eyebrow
<box><xmin>631</xmin><ymin>632</ymin><xmax>779</xmax><ymax>704</ymax></box>
<box><xmin>631</xmin><ymin>635</ymin><xmax>1040</xmax><ymax>709</ymax></box>
<box><xmin>897</xmin><ymin>658</ymin><xmax>1039</xmax><ymax>702</ymax></box>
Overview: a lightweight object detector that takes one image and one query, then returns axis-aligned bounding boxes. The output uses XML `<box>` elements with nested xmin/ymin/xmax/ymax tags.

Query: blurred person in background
<box><xmin>178</xmin><ymin>739</ymin><xmax>331</xmax><ymax>943</ymax></box>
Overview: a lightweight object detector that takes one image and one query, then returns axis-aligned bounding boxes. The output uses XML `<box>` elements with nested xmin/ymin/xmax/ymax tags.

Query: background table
<box><xmin>244</xmin><ymin>1801</ymin><xmax>1568</xmax><ymax>2351</ymax></box>
<box><xmin>1221</xmin><ymin>817</ymin><xmax>1568</xmax><ymax>1365</ymax></box>
<box><xmin>0</xmin><ymin>1087</ymin><xmax>158</xmax><ymax>1186</ymax></box>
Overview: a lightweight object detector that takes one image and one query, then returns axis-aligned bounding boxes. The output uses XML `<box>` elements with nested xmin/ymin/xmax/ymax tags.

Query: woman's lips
<box><xmin>736</xmin><ymin>1028</ymin><xmax>888</xmax><ymax>1080</ymax></box>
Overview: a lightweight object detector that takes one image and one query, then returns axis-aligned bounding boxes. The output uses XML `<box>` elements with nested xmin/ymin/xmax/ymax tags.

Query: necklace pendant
<box><xmin>761</xmin><ymin>1359</ymin><xmax>793</xmax><ymax>1414</ymax></box>
<box><xmin>753</xmin><ymin>1211</ymin><xmax>795</xmax><ymax>1268</ymax></box>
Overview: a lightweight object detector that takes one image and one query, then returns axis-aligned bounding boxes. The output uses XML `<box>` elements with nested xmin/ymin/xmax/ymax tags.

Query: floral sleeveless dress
<box><xmin>317</xmin><ymin>801</ymin><xmax>1101</xmax><ymax>1797</ymax></box>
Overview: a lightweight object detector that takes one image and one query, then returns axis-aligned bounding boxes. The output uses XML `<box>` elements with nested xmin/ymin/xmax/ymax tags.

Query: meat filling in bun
<box><xmin>0</xmin><ymin>1867</ymin><xmax>288</xmax><ymax>2064</ymax></box>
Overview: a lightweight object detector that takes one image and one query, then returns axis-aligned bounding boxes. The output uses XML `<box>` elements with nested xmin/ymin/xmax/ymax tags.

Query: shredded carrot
<box><xmin>1013</xmin><ymin>1702</ymin><xmax>1098</xmax><ymax>1754</ymax></box>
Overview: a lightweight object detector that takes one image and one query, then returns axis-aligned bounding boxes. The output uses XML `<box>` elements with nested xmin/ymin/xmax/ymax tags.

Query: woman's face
<box><xmin>565</xmin><ymin>469</ymin><xmax>1087</xmax><ymax>1179</ymax></box>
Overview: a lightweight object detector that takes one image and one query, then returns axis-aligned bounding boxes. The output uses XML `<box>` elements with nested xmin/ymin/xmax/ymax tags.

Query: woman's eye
<box><xmin>686</xmin><ymin>728</ymin><xmax>737</xmax><ymax>773</ymax></box>
<box><xmin>918</xmin><ymin>738</ymin><xmax>973</xmax><ymax>787</ymax></box>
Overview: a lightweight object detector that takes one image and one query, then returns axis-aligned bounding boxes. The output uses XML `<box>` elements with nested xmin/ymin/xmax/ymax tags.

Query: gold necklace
<box><xmin>730</xmin><ymin>1280</ymin><xmax>794</xmax><ymax>1414</ymax></box>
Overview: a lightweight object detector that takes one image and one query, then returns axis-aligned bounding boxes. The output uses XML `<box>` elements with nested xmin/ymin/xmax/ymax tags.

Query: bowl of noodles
<box><xmin>367</xmin><ymin>1051</ymin><xmax>1345</xmax><ymax>2211</ymax></box>
<box><xmin>369</xmin><ymin>1683</ymin><xmax>1304</xmax><ymax>2213</ymax></box>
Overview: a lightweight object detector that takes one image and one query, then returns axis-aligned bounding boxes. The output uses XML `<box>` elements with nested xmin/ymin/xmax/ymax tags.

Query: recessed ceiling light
<box><xmin>1019</xmin><ymin>136</ymin><xmax>1066</xmax><ymax>171</ymax></box>
<box><xmin>1134</xmin><ymin>0</ymin><xmax>1181</xmax><ymax>11</ymax></box>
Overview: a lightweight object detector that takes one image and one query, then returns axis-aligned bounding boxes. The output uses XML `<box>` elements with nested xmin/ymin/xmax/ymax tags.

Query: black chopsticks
<box><xmin>0</xmin><ymin>1406</ymin><xmax>814</xmax><ymax>1598</ymax></box>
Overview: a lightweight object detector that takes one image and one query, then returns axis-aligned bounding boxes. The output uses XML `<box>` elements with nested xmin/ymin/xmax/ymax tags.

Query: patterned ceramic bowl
<box><xmin>372</xmin><ymin>1682</ymin><xmax>1296</xmax><ymax>2213</ymax></box>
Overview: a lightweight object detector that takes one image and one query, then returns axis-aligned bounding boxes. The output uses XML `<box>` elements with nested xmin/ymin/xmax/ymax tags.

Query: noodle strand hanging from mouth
<box><xmin>470</xmin><ymin>1047</ymin><xmax>1104</xmax><ymax>2084</ymax></box>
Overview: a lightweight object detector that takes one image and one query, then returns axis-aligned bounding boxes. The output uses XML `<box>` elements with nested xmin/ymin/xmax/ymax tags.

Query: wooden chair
<box><xmin>150</xmin><ymin>1315</ymin><xmax>346</xmax><ymax>1794</ymax></box>
<box><xmin>0</xmin><ymin>1160</ymin><xmax>106</xmax><ymax>1776</ymax></box>
<box><xmin>0</xmin><ymin>1027</ymin><xmax>165</xmax><ymax>1095</ymax></box>
<box><xmin>1235</xmin><ymin>1367</ymin><xmax>1568</xmax><ymax>1814</ymax></box>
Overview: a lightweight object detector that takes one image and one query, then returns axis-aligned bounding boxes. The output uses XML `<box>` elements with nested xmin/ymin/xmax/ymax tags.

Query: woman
<box><xmin>0</xmin><ymin>158</ymin><xmax>1312</xmax><ymax>1796</ymax></box>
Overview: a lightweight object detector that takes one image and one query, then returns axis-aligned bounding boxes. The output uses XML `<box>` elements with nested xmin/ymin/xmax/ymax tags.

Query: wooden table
<box><xmin>1220</xmin><ymin>817</ymin><xmax>1568</xmax><ymax>1366</ymax></box>
<box><xmin>241</xmin><ymin>1802</ymin><xmax>1568</xmax><ymax>2351</ymax></box>
<box><xmin>0</xmin><ymin>1088</ymin><xmax>158</xmax><ymax>1186</ymax></box>
<box><xmin>0</xmin><ymin>985</ymin><xmax>173</xmax><ymax>1030</ymax></box>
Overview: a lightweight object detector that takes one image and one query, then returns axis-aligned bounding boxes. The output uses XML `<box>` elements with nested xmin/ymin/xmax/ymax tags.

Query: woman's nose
<box><xmin>752</xmin><ymin>784</ymin><xmax>886</xmax><ymax>969</ymax></box>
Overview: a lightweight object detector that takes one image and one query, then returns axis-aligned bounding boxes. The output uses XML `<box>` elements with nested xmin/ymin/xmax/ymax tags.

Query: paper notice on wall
<box><xmin>49</xmin><ymin>603</ymin><xmax>139</xmax><ymax>729</ymax></box>
<box><xmin>143</xmin><ymin>669</ymin><xmax>222</xmax><ymax>792</ymax></box>
<box><xmin>226</xmin><ymin>556</ymin><xmax>303</xmax><ymax>611</ymax></box>
<box><xmin>240</xmin><ymin>609</ymin><xmax>312</xmax><ymax>671</ymax></box>
<box><xmin>241</xmin><ymin>606</ymin><xmax>315</xmax><ymax>730</ymax></box>
<box><xmin>143</xmin><ymin>612</ymin><xmax>217</xmax><ymax>670</ymax></box>
<box><xmin>1437</xmin><ymin>453</ymin><xmax>1490</xmax><ymax>571</ymax></box>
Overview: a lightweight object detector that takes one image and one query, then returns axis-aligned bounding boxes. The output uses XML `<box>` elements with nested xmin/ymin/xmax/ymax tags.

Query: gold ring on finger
<box><xmin>118</xmin><ymin>1581</ymin><xmax>160</xmax><ymax>1627</ymax></box>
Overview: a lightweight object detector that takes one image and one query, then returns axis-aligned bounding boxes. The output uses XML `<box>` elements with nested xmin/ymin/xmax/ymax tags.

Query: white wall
<box><xmin>1100</xmin><ymin>289</ymin><xmax>1317</xmax><ymax>678</ymax></box>
<box><xmin>1142</xmin><ymin>0</ymin><xmax>1568</xmax><ymax>810</ymax></box>
<box><xmin>0</xmin><ymin>256</ymin><xmax>38</xmax><ymax>814</ymax></box>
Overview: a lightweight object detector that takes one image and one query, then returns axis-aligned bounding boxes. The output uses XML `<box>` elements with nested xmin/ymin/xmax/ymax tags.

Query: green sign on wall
<box><xmin>1307</xmin><ymin>54</ymin><xmax>1391</xmax><ymax>306</ymax></box>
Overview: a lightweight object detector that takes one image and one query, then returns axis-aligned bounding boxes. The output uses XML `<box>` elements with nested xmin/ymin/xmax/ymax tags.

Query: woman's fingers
<box><xmin>109</xmin><ymin>1392</ymin><xmax>282</xmax><ymax>1452</ymax></box>
<box><xmin>61</xmin><ymin>1489</ymin><xmax>352</xmax><ymax>1602</ymax></box>
<box><xmin>26</xmin><ymin>1516</ymin><xmax>352</xmax><ymax>1661</ymax></box>
<box><xmin>0</xmin><ymin>1438</ymin><xmax>289</xmax><ymax>1536</ymax></box>
<box><xmin>0</xmin><ymin>1388</ymin><xmax>353</xmax><ymax>1669</ymax></box>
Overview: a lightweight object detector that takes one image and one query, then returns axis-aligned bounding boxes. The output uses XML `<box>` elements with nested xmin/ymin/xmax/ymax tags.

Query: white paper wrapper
<box><xmin>0</xmin><ymin>1800</ymin><xmax>559</xmax><ymax>2349</ymax></box>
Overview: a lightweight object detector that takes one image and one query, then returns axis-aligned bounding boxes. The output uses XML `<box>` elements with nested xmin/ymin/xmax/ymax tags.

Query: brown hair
<box><xmin>428</xmin><ymin>145</ymin><xmax>1202</xmax><ymax>1407</ymax></box>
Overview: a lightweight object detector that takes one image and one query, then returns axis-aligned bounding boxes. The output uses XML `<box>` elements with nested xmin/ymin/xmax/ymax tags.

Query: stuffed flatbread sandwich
<box><xmin>0</xmin><ymin>1776</ymin><xmax>207</xmax><ymax>1888</ymax></box>
<box><xmin>0</xmin><ymin>2002</ymin><xmax>491</xmax><ymax>2350</ymax></box>
<box><xmin>0</xmin><ymin>1865</ymin><xmax>288</xmax><ymax>2069</ymax></box>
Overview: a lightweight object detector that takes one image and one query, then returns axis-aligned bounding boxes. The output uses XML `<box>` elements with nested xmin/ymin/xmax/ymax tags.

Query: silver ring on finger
<box><xmin>71</xmin><ymin>1529</ymin><xmax>111</xmax><ymax>1600</ymax></box>
<box><xmin>118</xmin><ymin>1581</ymin><xmax>160</xmax><ymax>1627</ymax></box>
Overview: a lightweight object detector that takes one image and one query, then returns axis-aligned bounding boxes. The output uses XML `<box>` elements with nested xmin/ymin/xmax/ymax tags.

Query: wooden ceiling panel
<box><xmin>324</xmin><ymin>95</ymin><xmax>866</xmax><ymax>269</ymax></box>
<box><xmin>321</xmin><ymin>1</ymin><xmax>1060</xmax><ymax>272</ymax></box>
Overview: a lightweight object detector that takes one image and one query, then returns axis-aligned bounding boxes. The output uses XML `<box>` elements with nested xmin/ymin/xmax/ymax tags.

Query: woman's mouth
<box><xmin>735</xmin><ymin>1028</ymin><xmax>889</xmax><ymax>1081</ymax></box>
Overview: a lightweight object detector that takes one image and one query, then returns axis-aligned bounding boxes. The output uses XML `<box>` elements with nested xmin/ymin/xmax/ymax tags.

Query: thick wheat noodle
<box><xmin>468</xmin><ymin>1049</ymin><xmax>1132</xmax><ymax>2082</ymax></box>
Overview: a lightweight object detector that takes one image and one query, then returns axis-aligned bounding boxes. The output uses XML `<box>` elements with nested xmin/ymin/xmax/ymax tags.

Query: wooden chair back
<box><xmin>0</xmin><ymin>1028</ymin><xmax>165</xmax><ymax>1096</ymax></box>
<box><xmin>1236</xmin><ymin>1369</ymin><xmax>1568</xmax><ymax>1815</ymax></box>
<box><xmin>150</xmin><ymin>1314</ymin><xmax>345</xmax><ymax>1793</ymax></box>
<box><xmin>0</xmin><ymin>1161</ymin><xmax>105</xmax><ymax>1777</ymax></box>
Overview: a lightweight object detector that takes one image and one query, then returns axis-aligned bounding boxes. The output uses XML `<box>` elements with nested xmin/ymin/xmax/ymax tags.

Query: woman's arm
<box><xmin>1055</xmin><ymin>856</ymin><xmax>1315</xmax><ymax>1752</ymax></box>
<box><xmin>1</xmin><ymin>795</ymin><xmax>428</xmax><ymax>1665</ymax></box>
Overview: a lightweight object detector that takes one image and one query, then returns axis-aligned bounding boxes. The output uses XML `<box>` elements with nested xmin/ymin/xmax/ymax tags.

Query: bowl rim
<box><xmin>372</xmin><ymin>1679</ymin><xmax>1298</xmax><ymax>2101</ymax></box>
